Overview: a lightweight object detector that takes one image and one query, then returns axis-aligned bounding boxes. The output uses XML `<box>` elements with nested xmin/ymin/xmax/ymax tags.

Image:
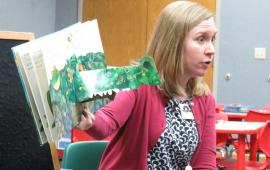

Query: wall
<box><xmin>55</xmin><ymin>0</ymin><xmax>79</xmax><ymax>31</ymax></box>
<box><xmin>215</xmin><ymin>0</ymin><xmax>270</xmax><ymax>108</ymax></box>
<box><xmin>0</xmin><ymin>0</ymin><xmax>78</xmax><ymax>37</ymax></box>
<box><xmin>83</xmin><ymin>0</ymin><xmax>148</xmax><ymax>66</ymax></box>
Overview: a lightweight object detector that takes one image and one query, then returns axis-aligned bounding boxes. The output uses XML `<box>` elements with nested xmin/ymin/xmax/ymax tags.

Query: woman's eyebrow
<box><xmin>195</xmin><ymin>31</ymin><xmax>217</xmax><ymax>37</ymax></box>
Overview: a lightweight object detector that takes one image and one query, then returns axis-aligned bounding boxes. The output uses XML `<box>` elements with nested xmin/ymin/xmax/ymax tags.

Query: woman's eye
<box><xmin>197</xmin><ymin>37</ymin><xmax>205</xmax><ymax>43</ymax></box>
<box><xmin>211</xmin><ymin>36</ymin><xmax>216</xmax><ymax>43</ymax></box>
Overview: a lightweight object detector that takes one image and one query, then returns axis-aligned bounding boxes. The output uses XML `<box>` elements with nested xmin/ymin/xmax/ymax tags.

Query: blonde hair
<box><xmin>146</xmin><ymin>0</ymin><xmax>213</xmax><ymax>98</ymax></box>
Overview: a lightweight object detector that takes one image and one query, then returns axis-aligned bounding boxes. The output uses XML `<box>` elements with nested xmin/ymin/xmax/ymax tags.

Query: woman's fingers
<box><xmin>82</xmin><ymin>107</ymin><xmax>89</xmax><ymax>117</ymax></box>
<box><xmin>89</xmin><ymin>111</ymin><xmax>95</xmax><ymax>122</ymax></box>
<box><xmin>76</xmin><ymin>107</ymin><xmax>95</xmax><ymax>130</ymax></box>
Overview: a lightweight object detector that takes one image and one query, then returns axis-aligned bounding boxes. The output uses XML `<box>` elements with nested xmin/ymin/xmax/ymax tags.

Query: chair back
<box><xmin>71</xmin><ymin>128</ymin><xmax>96</xmax><ymax>142</ymax></box>
<box><xmin>245</xmin><ymin>109</ymin><xmax>270</xmax><ymax>122</ymax></box>
<box><xmin>264</xmin><ymin>105</ymin><xmax>270</xmax><ymax>111</ymax></box>
<box><xmin>258</xmin><ymin>122</ymin><xmax>270</xmax><ymax>158</ymax></box>
<box><xmin>61</xmin><ymin>141</ymin><xmax>108</xmax><ymax>170</ymax></box>
<box><xmin>215</xmin><ymin>112</ymin><xmax>228</xmax><ymax>122</ymax></box>
<box><xmin>216</xmin><ymin>103</ymin><xmax>224</xmax><ymax>113</ymax></box>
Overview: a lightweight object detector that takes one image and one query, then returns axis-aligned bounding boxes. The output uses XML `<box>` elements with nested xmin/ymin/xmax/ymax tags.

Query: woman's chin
<box><xmin>196</xmin><ymin>71</ymin><xmax>206</xmax><ymax>77</ymax></box>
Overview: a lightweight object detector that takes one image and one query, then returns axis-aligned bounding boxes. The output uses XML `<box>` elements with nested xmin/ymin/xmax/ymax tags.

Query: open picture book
<box><xmin>11</xmin><ymin>19</ymin><xmax>160</xmax><ymax>149</ymax></box>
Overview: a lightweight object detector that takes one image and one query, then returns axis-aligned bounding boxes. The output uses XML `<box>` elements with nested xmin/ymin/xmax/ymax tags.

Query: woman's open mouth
<box><xmin>204</xmin><ymin>61</ymin><xmax>211</xmax><ymax>65</ymax></box>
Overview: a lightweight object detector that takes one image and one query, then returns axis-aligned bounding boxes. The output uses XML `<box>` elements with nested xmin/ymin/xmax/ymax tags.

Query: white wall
<box><xmin>0</xmin><ymin>0</ymin><xmax>78</xmax><ymax>38</ymax></box>
<box><xmin>215</xmin><ymin>0</ymin><xmax>270</xmax><ymax>108</ymax></box>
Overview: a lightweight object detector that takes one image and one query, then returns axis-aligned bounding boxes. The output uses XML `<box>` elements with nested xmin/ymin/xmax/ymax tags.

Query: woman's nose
<box><xmin>205</xmin><ymin>42</ymin><xmax>215</xmax><ymax>55</ymax></box>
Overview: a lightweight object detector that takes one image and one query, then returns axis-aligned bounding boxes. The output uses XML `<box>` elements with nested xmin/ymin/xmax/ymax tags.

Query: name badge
<box><xmin>180</xmin><ymin>103</ymin><xmax>194</xmax><ymax>120</ymax></box>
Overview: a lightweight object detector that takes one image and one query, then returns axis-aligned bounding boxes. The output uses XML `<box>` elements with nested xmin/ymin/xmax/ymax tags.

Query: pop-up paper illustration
<box><xmin>49</xmin><ymin>53</ymin><xmax>160</xmax><ymax>140</ymax></box>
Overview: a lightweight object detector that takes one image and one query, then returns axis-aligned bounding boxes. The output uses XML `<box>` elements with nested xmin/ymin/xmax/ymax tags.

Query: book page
<box><xmin>19</xmin><ymin>52</ymin><xmax>52</xmax><ymax>142</ymax></box>
<box><xmin>42</xmin><ymin>20</ymin><xmax>104</xmax><ymax>84</ymax></box>
<box><xmin>40</xmin><ymin>20</ymin><xmax>105</xmax><ymax>142</ymax></box>
<box><xmin>32</xmin><ymin>50</ymin><xmax>58</xmax><ymax>141</ymax></box>
<box><xmin>14</xmin><ymin>52</ymin><xmax>47</xmax><ymax>144</ymax></box>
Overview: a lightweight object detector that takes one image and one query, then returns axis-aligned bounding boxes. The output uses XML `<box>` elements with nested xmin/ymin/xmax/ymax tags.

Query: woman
<box><xmin>78</xmin><ymin>1</ymin><xmax>217</xmax><ymax>169</ymax></box>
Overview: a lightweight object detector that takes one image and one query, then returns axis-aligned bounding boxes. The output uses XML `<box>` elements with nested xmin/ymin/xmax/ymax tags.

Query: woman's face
<box><xmin>183</xmin><ymin>17</ymin><xmax>217</xmax><ymax>80</ymax></box>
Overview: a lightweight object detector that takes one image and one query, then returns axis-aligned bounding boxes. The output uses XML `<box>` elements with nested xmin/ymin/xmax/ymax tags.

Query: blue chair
<box><xmin>61</xmin><ymin>141</ymin><xmax>108</xmax><ymax>170</ymax></box>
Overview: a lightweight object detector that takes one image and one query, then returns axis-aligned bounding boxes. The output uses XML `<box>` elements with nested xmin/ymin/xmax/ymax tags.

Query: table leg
<box><xmin>249</xmin><ymin>134</ymin><xmax>257</xmax><ymax>161</ymax></box>
<box><xmin>237</xmin><ymin>134</ymin><xmax>246</xmax><ymax>170</ymax></box>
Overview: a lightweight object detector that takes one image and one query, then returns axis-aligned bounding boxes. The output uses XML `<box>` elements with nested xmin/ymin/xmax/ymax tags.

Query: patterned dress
<box><xmin>147</xmin><ymin>98</ymin><xmax>199</xmax><ymax>170</ymax></box>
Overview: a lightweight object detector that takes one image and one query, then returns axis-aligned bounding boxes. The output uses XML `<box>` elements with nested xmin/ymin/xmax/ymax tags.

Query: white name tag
<box><xmin>185</xmin><ymin>165</ymin><xmax>192</xmax><ymax>170</ymax></box>
<box><xmin>180</xmin><ymin>103</ymin><xmax>194</xmax><ymax>120</ymax></box>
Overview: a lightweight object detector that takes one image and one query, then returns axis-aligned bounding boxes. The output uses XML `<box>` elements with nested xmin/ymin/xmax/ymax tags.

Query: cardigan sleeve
<box><xmin>86</xmin><ymin>90</ymin><xmax>136</xmax><ymax>139</ymax></box>
<box><xmin>191</xmin><ymin>94</ymin><xmax>216</xmax><ymax>169</ymax></box>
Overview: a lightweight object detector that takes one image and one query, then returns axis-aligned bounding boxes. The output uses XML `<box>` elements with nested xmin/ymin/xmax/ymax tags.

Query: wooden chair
<box><xmin>217</xmin><ymin>121</ymin><xmax>270</xmax><ymax>170</ymax></box>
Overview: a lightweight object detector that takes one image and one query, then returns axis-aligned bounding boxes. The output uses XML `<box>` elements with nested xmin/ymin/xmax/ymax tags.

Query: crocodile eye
<box><xmin>143</xmin><ymin>61</ymin><xmax>150</xmax><ymax>69</ymax></box>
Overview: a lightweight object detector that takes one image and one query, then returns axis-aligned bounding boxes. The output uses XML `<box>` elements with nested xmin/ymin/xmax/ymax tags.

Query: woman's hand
<box><xmin>76</xmin><ymin>107</ymin><xmax>95</xmax><ymax>130</ymax></box>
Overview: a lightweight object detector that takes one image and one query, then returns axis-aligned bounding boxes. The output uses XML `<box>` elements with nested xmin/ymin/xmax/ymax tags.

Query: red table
<box><xmin>216</xmin><ymin>121</ymin><xmax>266</xmax><ymax>170</ymax></box>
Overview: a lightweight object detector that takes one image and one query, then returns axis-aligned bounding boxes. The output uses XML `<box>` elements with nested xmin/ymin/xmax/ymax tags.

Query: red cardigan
<box><xmin>86</xmin><ymin>84</ymin><xmax>216</xmax><ymax>170</ymax></box>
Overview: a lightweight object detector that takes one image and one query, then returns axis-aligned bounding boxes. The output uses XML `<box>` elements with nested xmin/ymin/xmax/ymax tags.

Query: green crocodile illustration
<box><xmin>49</xmin><ymin>52</ymin><xmax>160</xmax><ymax>140</ymax></box>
